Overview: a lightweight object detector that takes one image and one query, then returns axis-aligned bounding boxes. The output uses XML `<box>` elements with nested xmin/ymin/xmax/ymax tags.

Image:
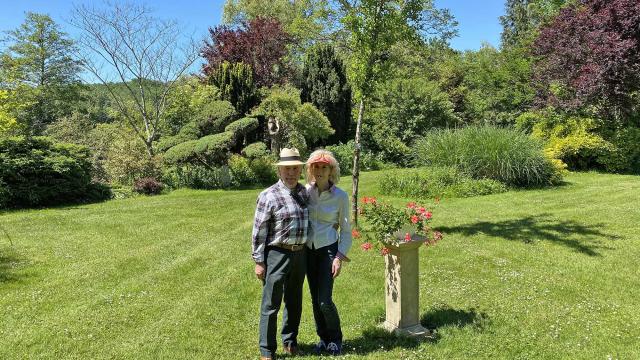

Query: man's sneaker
<box><xmin>314</xmin><ymin>340</ymin><xmax>327</xmax><ymax>354</ymax></box>
<box><xmin>326</xmin><ymin>341</ymin><xmax>341</xmax><ymax>355</ymax></box>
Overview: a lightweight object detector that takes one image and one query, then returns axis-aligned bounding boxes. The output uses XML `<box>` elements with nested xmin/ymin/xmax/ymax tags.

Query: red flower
<box><xmin>404</xmin><ymin>233</ymin><xmax>411</xmax><ymax>242</ymax></box>
<box><xmin>352</xmin><ymin>229</ymin><xmax>361</xmax><ymax>239</ymax></box>
<box><xmin>361</xmin><ymin>196</ymin><xmax>377</xmax><ymax>204</ymax></box>
<box><xmin>422</xmin><ymin>211</ymin><xmax>432</xmax><ymax>220</ymax></box>
<box><xmin>410</xmin><ymin>215</ymin><xmax>419</xmax><ymax>224</ymax></box>
<box><xmin>406</xmin><ymin>202</ymin><xmax>416</xmax><ymax>209</ymax></box>
<box><xmin>361</xmin><ymin>242</ymin><xmax>372</xmax><ymax>251</ymax></box>
<box><xmin>381</xmin><ymin>247</ymin><xmax>390</xmax><ymax>256</ymax></box>
<box><xmin>417</xmin><ymin>207</ymin><xmax>426</xmax><ymax>214</ymax></box>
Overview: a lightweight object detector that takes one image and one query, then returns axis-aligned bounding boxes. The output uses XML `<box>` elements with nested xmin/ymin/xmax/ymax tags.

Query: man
<box><xmin>252</xmin><ymin>148</ymin><xmax>309</xmax><ymax>360</ymax></box>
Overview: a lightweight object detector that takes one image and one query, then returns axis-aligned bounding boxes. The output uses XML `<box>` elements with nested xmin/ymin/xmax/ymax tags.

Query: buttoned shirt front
<box><xmin>251</xmin><ymin>180</ymin><xmax>309</xmax><ymax>263</ymax></box>
<box><xmin>306</xmin><ymin>183</ymin><xmax>352</xmax><ymax>257</ymax></box>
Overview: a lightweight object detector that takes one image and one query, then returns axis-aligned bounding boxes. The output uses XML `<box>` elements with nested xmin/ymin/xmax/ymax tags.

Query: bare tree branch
<box><xmin>70</xmin><ymin>1</ymin><xmax>199</xmax><ymax>156</ymax></box>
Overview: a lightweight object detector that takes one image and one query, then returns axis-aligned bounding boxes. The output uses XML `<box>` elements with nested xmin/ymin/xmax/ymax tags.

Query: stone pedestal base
<box><xmin>382</xmin><ymin>230</ymin><xmax>429</xmax><ymax>339</ymax></box>
<box><xmin>381</xmin><ymin>322</ymin><xmax>432</xmax><ymax>338</ymax></box>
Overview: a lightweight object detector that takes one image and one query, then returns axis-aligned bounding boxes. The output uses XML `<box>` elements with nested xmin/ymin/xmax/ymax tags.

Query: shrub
<box><xmin>525</xmin><ymin>112</ymin><xmax>613</xmax><ymax>171</ymax></box>
<box><xmin>0</xmin><ymin>179</ymin><xmax>10</xmax><ymax>208</ymax></box>
<box><xmin>133</xmin><ymin>177</ymin><xmax>164</xmax><ymax>195</ymax></box>
<box><xmin>90</xmin><ymin>123</ymin><xmax>162</xmax><ymax>185</ymax></box>
<box><xmin>0</xmin><ymin>136</ymin><xmax>111</xmax><ymax>208</ymax></box>
<box><xmin>413</xmin><ymin>126</ymin><xmax>562</xmax><ymax>187</ymax></box>
<box><xmin>600</xmin><ymin>126</ymin><xmax>640</xmax><ymax>174</ymax></box>
<box><xmin>242</xmin><ymin>142</ymin><xmax>268</xmax><ymax>159</ymax></box>
<box><xmin>225</xmin><ymin>117</ymin><xmax>259</xmax><ymax>137</ymax></box>
<box><xmin>157</xmin><ymin>123</ymin><xmax>200</xmax><ymax>152</ymax></box>
<box><xmin>228</xmin><ymin>154</ymin><xmax>279</xmax><ymax>187</ymax></box>
<box><xmin>195</xmin><ymin>132</ymin><xmax>236</xmax><ymax>164</ymax></box>
<box><xmin>164</xmin><ymin>131</ymin><xmax>235</xmax><ymax>167</ymax></box>
<box><xmin>162</xmin><ymin>165</ymin><xmax>233</xmax><ymax>190</ymax></box>
<box><xmin>366</xmin><ymin>77</ymin><xmax>459</xmax><ymax>165</ymax></box>
<box><xmin>325</xmin><ymin>140</ymin><xmax>387</xmax><ymax>176</ymax></box>
<box><xmin>163</xmin><ymin>139</ymin><xmax>199</xmax><ymax>165</ymax></box>
<box><xmin>545</xmin><ymin>130</ymin><xmax>612</xmax><ymax>171</ymax></box>
<box><xmin>379</xmin><ymin>166</ymin><xmax>507</xmax><ymax>199</ymax></box>
<box><xmin>228</xmin><ymin>154</ymin><xmax>255</xmax><ymax>186</ymax></box>
<box><xmin>249</xmin><ymin>155</ymin><xmax>278</xmax><ymax>184</ymax></box>
<box><xmin>196</xmin><ymin>100</ymin><xmax>236</xmax><ymax>134</ymax></box>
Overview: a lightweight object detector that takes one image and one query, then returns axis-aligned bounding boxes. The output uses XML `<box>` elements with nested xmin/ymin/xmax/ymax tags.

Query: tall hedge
<box><xmin>0</xmin><ymin>136</ymin><xmax>110</xmax><ymax>208</ymax></box>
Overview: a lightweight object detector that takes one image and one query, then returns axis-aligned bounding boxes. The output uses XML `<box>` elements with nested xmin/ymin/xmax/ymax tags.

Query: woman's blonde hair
<box><xmin>305</xmin><ymin>149</ymin><xmax>341</xmax><ymax>185</ymax></box>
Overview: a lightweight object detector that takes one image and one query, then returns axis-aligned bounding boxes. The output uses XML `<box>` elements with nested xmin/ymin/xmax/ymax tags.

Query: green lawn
<box><xmin>1</xmin><ymin>171</ymin><xmax>639</xmax><ymax>359</ymax></box>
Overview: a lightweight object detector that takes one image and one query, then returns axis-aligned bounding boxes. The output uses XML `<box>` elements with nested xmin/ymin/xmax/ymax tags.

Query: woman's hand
<box><xmin>331</xmin><ymin>258</ymin><xmax>342</xmax><ymax>278</ymax></box>
<box><xmin>255</xmin><ymin>262</ymin><xmax>266</xmax><ymax>282</ymax></box>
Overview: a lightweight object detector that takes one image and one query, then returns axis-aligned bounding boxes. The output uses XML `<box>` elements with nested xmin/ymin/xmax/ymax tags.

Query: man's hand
<box><xmin>255</xmin><ymin>262</ymin><xmax>266</xmax><ymax>282</ymax></box>
<box><xmin>331</xmin><ymin>258</ymin><xmax>342</xmax><ymax>278</ymax></box>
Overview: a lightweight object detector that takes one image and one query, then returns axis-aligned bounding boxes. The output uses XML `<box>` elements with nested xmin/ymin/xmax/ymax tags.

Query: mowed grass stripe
<box><xmin>1</xmin><ymin>172</ymin><xmax>639</xmax><ymax>359</ymax></box>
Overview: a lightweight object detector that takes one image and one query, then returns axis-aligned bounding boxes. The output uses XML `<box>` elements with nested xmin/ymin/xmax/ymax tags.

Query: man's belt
<box><xmin>272</xmin><ymin>243</ymin><xmax>306</xmax><ymax>251</ymax></box>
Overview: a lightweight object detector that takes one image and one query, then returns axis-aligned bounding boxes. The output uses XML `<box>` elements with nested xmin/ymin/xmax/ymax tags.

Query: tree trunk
<box><xmin>351</xmin><ymin>97</ymin><xmax>365</xmax><ymax>225</ymax></box>
<box><xmin>144</xmin><ymin>139</ymin><xmax>154</xmax><ymax>157</ymax></box>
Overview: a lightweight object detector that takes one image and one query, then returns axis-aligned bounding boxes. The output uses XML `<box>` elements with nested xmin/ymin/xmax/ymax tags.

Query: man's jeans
<box><xmin>307</xmin><ymin>242</ymin><xmax>342</xmax><ymax>343</ymax></box>
<box><xmin>259</xmin><ymin>246</ymin><xmax>307</xmax><ymax>358</ymax></box>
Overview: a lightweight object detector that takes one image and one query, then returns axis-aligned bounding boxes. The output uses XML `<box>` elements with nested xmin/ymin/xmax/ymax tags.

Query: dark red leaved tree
<box><xmin>201</xmin><ymin>17</ymin><xmax>293</xmax><ymax>88</ymax></box>
<box><xmin>533</xmin><ymin>0</ymin><xmax>640</xmax><ymax>122</ymax></box>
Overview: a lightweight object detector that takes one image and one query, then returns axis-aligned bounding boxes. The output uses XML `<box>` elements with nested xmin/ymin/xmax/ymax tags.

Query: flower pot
<box><xmin>381</xmin><ymin>228</ymin><xmax>431</xmax><ymax>338</ymax></box>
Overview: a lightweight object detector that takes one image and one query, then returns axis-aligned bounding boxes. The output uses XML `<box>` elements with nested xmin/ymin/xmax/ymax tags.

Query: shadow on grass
<box><xmin>329</xmin><ymin>324</ymin><xmax>422</xmax><ymax>356</ymax></box>
<box><xmin>437</xmin><ymin>214</ymin><xmax>619</xmax><ymax>256</ymax></box>
<box><xmin>421</xmin><ymin>305</ymin><xmax>489</xmax><ymax>332</ymax></box>
<box><xmin>295</xmin><ymin>306</ymin><xmax>490</xmax><ymax>356</ymax></box>
<box><xmin>0</xmin><ymin>246</ymin><xmax>24</xmax><ymax>283</ymax></box>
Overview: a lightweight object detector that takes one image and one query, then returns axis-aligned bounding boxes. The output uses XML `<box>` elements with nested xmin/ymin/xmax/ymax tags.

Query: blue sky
<box><xmin>0</xmin><ymin>0</ymin><xmax>505</xmax><ymax>51</ymax></box>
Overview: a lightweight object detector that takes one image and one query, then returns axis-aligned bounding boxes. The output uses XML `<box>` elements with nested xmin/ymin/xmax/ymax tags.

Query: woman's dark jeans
<box><xmin>307</xmin><ymin>241</ymin><xmax>342</xmax><ymax>343</ymax></box>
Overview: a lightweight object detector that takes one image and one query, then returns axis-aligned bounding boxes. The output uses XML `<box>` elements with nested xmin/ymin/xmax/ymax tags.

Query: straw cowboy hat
<box><xmin>275</xmin><ymin>148</ymin><xmax>305</xmax><ymax>166</ymax></box>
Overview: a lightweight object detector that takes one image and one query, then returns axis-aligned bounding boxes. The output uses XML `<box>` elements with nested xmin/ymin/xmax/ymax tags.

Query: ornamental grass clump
<box><xmin>355</xmin><ymin>197</ymin><xmax>443</xmax><ymax>255</ymax></box>
<box><xmin>413</xmin><ymin>126</ymin><xmax>564</xmax><ymax>187</ymax></box>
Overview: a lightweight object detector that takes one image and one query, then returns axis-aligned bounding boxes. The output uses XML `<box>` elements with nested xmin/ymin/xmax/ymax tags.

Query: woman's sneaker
<box><xmin>326</xmin><ymin>341</ymin><xmax>342</xmax><ymax>355</ymax></box>
<box><xmin>314</xmin><ymin>340</ymin><xmax>327</xmax><ymax>354</ymax></box>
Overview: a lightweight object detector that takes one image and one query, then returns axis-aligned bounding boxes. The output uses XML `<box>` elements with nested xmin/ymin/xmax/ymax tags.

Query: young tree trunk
<box><xmin>351</xmin><ymin>97</ymin><xmax>365</xmax><ymax>225</ymax></box>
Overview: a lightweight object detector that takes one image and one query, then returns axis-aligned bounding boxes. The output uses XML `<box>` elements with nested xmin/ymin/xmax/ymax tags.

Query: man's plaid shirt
<box><xmin>251</xmin><ymin>180</ymin><xmax>310</xmax><ymax>263</ymax></box>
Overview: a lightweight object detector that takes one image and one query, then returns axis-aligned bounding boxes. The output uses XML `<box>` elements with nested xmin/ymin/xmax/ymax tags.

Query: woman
<box><xmin>305</xmin><ymin>149</ymin><xmax>352</xmax><ymax>355</ymax></box>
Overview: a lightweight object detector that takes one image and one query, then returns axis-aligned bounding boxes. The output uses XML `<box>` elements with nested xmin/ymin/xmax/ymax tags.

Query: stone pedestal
<box><xmin>381</xmin><ymin>231</ymin><xmax>430</xmax><ymax>338</ymax></box>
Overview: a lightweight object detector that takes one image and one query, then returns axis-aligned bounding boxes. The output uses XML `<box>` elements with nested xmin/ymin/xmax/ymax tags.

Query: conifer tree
<box><xmin>300</xmin><ymin>44</ymin><xmax>352</xmax><ymax>144</ymax></box>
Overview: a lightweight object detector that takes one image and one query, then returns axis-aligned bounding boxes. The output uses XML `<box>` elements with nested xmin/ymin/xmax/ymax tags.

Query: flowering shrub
<box><xmin>355</xmin><ymin>196</ymin><xmax>442</xmax><ymax>254</ymax></box>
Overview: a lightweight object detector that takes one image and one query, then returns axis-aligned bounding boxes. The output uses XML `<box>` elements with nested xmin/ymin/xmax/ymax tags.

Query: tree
<box><xmin>0</xmin><ymin>12</ymin><xmax>83</xmax><ymax>135</ymax></box>
<box><xmin>70</xmin><ymin>2</ymin><xmax>199</xmax><ymax>157</ymax></box>
<box><xmin>222</xmin><ymin>0</ymin><xmax>335</xmax><ymax>55</ymax></box>
<box><xmin>202</xmin><ymin>17</ymin><xmax>293</xmax><ymax>88</ymax></box>
<box><xmin>457</xmin><ymin>44</ymin><xmax>535</xmax><ymax>125</ymax></box>
<box><xmin>499</xmin><ymin>0</ymin><xmax>567</xmax><ymax>49</ymax></box>
<box><xmin>300</xmin><ymin>44</ymin><xmax>352</xmax><ymax>144</ymax></box>
<box><xmin>0</xmin><ymin>88</ymin><xmax>34</xmax><ymax>136</ymax></box>
<box><xmin>207</xmin><ymin>61</ymin><xmax>258</xmax><ymax>115</ymax></box>
<box><xmin>533</xmin><ymin>0</ymin><xmax>640</xmax><ymax>124</ymax></box>
<box><xmin>253</xmin><ymin>85</ymin><xmax>334</xmax><ymax>154</ymax></box>
<box><xmin>367</xmin><ymin>77</ymin><xmax>458</xmax><ymax>164</ymax></box>
<box><xmin>335</xmin><ymin>0</ymin><xmax>457</xmax><ymax>223</ymax></box>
